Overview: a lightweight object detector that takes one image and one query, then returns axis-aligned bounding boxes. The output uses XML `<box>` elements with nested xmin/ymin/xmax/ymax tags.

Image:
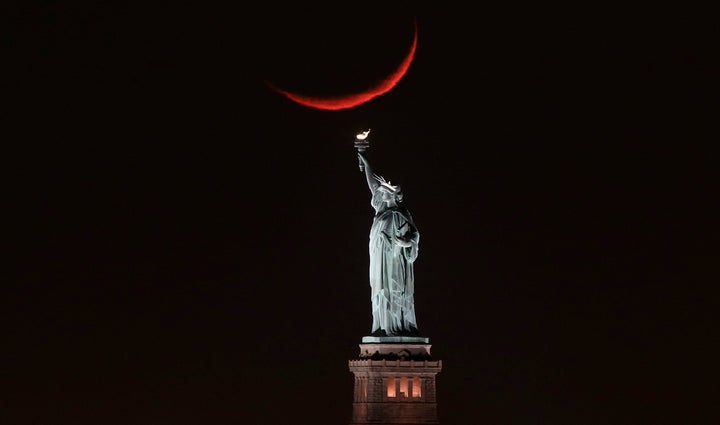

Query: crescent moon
<box><xmin>267</xmin><ymin>19</ymin><xmax>418</xmax><ymax>111</ymax></box>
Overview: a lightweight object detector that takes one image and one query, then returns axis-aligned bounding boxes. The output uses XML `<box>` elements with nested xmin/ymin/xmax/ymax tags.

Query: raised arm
<box><xmin>358</xmin><ymin>152</ymin><xmax>379</xmax><ymax>194</ymax></box>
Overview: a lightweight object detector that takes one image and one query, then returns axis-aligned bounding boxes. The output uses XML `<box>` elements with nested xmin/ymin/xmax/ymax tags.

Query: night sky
<box><xmin>5</xmin><ymin>3</ymin><xmax>719</xmax><ymax>424</ymax></box>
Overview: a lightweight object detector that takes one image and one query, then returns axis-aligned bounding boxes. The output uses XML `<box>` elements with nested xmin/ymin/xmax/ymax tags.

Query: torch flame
<box><xmin>356</xmin><ymin>129</ymin><xmax>371</xmax><ymax>140</ymax></box>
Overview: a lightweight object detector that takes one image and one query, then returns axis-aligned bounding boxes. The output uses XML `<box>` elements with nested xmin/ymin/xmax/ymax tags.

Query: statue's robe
<box><xmin>368</xmin><ymin>189</ymin><xmax>420</xmax><ymax>336</ymax></box>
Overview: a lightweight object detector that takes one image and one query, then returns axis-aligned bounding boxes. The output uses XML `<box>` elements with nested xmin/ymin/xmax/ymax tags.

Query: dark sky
<box><xmin>5</xmin><ymin>3</ymin><xmax>719</xmax><ymax>425</ymax></box>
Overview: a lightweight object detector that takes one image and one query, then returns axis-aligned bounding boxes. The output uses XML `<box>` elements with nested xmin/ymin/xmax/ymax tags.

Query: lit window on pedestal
<box><xmin>387</xmin><ymin>377</ymin><xmax>396</xmax><ymax>397</ymax></box>
<box><xmin>399</xmin><ymin>377</ymin><xmax>409</xmax><ymax>397</ymax></box>
<box><xmin>412</xmin><ymin>377</ymin><xmax>422</xmax><ymax>397</ymax></box>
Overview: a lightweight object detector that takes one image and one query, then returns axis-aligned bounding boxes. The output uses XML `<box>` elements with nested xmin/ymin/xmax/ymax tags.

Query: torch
<box><xmin>354</xmin><ymin>129</ymin><xmax>371</xmax><ymax>172</ymax></box>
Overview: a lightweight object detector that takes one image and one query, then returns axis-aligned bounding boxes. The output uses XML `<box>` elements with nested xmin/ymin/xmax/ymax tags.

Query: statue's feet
<box><xmin>395</xmin><ymin>326</ymin><xmax>421</xmax><ymax>337</ymax></box>
<box><xmin>372</xmin><ymin>327</ymin><xmax>421</xmax><ymax>337</ymax></box>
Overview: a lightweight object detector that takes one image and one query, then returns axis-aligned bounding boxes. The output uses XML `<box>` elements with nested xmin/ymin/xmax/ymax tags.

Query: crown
<box><xmin>374</xmin><ymin>174</ymin><xmax>399</xmax><ymax>193</ymax></box>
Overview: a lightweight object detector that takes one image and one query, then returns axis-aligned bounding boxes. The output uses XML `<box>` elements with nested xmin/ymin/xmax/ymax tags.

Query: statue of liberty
<box><xmin>357</xmin><ymin>151</ymin><xmax>421</xmax><ymax>337</ymax></box>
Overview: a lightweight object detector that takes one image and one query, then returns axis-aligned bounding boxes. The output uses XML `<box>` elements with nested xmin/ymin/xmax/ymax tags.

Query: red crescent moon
<box><xmin>267</xmin><ymin>19</ymin><xmax>417</xmax><ymax>111</ymax></box>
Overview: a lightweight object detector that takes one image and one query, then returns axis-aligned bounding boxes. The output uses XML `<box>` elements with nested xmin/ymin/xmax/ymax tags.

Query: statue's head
<box><xmin>379</xmin><ymin>182</ymin><xmax>403</xmax><ymax>203</ymax></box>
<box><xmin>375</xmin><ymin>174</ymin><xmax>403</xmax><ymax>203</ymax></box>
<box><xmin>394</xmin><ymin>186</ymin><xmax>404</xmax><ymax>202</ymax></box>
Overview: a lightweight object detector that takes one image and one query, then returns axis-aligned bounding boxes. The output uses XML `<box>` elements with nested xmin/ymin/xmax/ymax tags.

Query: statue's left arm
<box><xmin>394</xmin><ymin>213</ymin><xmax>419</xmax><ymax>261</ymax></box>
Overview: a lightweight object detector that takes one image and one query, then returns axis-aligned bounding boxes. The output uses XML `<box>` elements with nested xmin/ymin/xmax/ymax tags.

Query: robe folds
<box><xmin>368</xmin><ymin>189</ymin><xmax>420</xmax><ymax>336</ymax></box>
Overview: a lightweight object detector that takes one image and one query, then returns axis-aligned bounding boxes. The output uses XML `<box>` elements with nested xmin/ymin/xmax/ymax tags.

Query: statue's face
<box><xmin>381</xmin><ymin>189</ymin><xmax>394</xmax><ymax>203</ymax></box>
<box><xmin>380</xmin><ymin>189</ymin><xmax>401</xmax><ymax>206</ymax></box>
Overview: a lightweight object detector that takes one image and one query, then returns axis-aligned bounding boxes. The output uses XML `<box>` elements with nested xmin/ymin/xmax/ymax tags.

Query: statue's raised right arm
<box><xmin>358</xmin><ymin>152</ymin><xmax>379</xmax><ymax>195</ymax></box>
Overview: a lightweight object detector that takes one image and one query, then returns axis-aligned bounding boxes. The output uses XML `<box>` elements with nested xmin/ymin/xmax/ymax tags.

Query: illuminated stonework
<box><xmin>349</xmin><ymin>343</ymin><xmax>442</xmax><ymax>424</ymax></box>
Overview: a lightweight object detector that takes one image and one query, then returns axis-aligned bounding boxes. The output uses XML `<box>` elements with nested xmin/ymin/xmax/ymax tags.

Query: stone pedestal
<box><xmin>349</xmin><ymin>338</ymin><xmax>442</xmax><ymax>424</ymax></box>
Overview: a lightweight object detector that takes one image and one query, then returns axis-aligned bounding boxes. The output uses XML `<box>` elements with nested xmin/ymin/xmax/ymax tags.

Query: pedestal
<box><xmin>349</xmin><ymin>337</ymin><xmax>442</xmax><ymax>424</ymax></box>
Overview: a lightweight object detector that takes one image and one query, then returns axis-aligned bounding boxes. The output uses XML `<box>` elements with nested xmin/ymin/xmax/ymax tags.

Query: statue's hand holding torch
<box><xmin>354</xmin><ymin>129</ymin><xmax>371</xmax><ymax>172</ymax></box>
